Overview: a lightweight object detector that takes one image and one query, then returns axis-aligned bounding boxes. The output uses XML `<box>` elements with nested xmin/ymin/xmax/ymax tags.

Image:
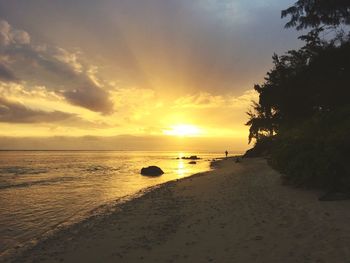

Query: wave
<box><xmin>83</xmin><ymin>165</ymin><xmax>120</xmax><ymax>173</ymax></box>
<box><xmin>0</xmin><ymin>176</ymin><xmax>75</xmax><ymax>190</ymax></box>
<box><xmin>0</xmin><ymin>166</ymin><xmax>48</xmax><ymax>176</ymax></box>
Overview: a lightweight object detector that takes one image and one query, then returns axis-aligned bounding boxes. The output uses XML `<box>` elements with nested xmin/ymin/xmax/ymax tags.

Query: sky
<box><xmin>0</xmin><ymin>0</ymin><xmax>300</xmax><ymax>151</ymax></box>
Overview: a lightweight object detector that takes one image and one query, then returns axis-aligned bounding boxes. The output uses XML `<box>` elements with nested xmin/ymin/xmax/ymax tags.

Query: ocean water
<box><xmin>0</xmin><ymin>150</ymin><xmax>224</xmax><ymax>257</ymax></box>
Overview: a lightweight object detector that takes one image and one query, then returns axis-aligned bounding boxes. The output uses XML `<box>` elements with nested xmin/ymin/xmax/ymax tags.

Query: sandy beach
<box><xmin>13</xmin><ymin>157</ymin><xmax>350</xmax><ymax>263</ymax></box>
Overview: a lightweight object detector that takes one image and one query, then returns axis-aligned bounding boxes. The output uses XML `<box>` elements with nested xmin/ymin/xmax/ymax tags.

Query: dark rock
<box><xmin>210</xmin><ymin>160</ymin><xmax>220</xmax><ymax>169</ymax></box>
<box><xmin>188</xmin><ymin>161</ymin><xmax>196</xmax><ymax>164</ymax></box>
<box><xmin>181</xmin><ymin>155</ymin><xmax>201</xmax><ymax>160</ymax></box>
<box><xmin>141</xmin><ymin>166</ymin><xmax>164</xmax><ymax>176</ymax></box>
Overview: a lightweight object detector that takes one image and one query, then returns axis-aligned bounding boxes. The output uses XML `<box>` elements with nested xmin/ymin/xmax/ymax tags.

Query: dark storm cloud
<box><xmin>0</xmin><ymin>19</ymin><xmax>114</xmax><ymax>114</ymax></box>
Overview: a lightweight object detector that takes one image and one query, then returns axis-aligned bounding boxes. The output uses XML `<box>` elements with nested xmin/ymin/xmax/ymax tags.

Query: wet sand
<box><xmin>13</xmin><ymin>158</ymin><xmax>350</xmax><ymax>262</ymax></box>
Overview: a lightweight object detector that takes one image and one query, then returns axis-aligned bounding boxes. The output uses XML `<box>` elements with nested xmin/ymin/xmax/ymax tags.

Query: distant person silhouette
<box><xmin>225</xmin><ymin>150</ymin><xmax>228</xmax><ymax>157</ymax></box>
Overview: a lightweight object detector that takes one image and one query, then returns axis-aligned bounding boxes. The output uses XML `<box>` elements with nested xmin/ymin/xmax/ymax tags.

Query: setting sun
<box><xmin>163</xmin><ymin>124</ymin><xmax>202</xmax><ymax>137</ymax></box>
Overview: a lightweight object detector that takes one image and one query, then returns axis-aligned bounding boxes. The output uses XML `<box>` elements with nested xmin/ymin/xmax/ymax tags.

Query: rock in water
<box><xmin>141</xmin><ymin>166</ymin><xmax>164</xmax><ymax>176</ymax></box>
<box><xmin>181</xmin><ymin>155</ymin><xmax>201</xmax><ymax>160</ymax></box>
<box><xmin>189</xmin><ymin>161</ymin><xmax>196</xmax><ymax>164</ymax></box>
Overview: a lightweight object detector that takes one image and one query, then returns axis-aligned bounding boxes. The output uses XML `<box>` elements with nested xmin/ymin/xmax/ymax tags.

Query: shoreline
<box><xmin>4</xmin><ymin>158</ymin><xmax>222</xmax><ymax>262</ymax></box>
<box><xmin>10</xmin><ymin>157</ymin><xmax>350</xmax><ymax>262</ymax></box>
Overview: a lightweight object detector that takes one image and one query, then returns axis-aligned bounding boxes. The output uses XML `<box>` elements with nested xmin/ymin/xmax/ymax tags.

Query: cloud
<box><xmin>0</xmin><ymin>62</ymin><xmax>18</xmax><ymax>82</ymax></box>
<box><xmin>63</xmin><ymin>86</ymin><xmax>113</xmax><ymax>114</ymax></box>
<box><xmin>0</xmin><ymin>1</ymin><xmax>301</xmax><ymax>142</ymax></box>
<box><xmin>0</xmin><ymin>0</ymin><xmax>300</xmax><ymax>95</ymax></box>
<box><xmin>0</xmin><ymin>82</ymin><xmax>63</xmax><ymax>101</ymax></box>
<box><xmin>0</xmin><ymin>19</ymin><xmax>113</xmax><ymax>114</ymax></box>
<box><xmin>53</xmin><ymin>47</ymin><xmax>83</xmax><ymax>73</ymax></box>
<box><xmin>0</xmin><ymin>96</ymin><xmax>110</xmax><ymax>129</ymax></box>
<box><xmin>0</xmin><ymin>19</ymin><xmax>30</xmax><ymax>46</ymax></box>
<box><xmin>174</xmin><ymin>92</ymin><xmax>225</xmax><ymax>109</ymax></box>
<box><xmin>229</xmin><ymin>90</ymin><xmax>258</xmax><ymax>108</ymax></box>
<box><xmin>0</xmin><ymin>96</ymin><xmax>73</xmax><ymax>123</ymax></box>
<box><xmin>0</xmin><ymin>82</ymin><xmax>115</xmax><ymax>130</ymax></box>
<box><xmin>174</xmin><ymin>90</ymin><xmax>258</xmax><ymax>109</ymax></box>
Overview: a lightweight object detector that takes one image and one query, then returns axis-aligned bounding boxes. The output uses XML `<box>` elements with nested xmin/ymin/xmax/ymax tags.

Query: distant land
<box><xmin>0</xmin><ymin>135</ymin><xmax>248</xmax><ymax>152</ymax></box>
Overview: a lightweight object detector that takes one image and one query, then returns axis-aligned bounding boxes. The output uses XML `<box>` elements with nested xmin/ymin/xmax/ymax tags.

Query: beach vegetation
<box><xmin>245</xmin><ymin>0</ymin><xmax>350</xmax><ymax>190</ymax></box>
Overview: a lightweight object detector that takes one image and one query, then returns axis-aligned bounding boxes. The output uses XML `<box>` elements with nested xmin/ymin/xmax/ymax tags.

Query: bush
<box><xmin>269</xmin><ymin>106</ymin><xmax>350</xmax><ymax>190</ymax></box>
<box><xmin>244</xmin><ymin>136</ymin><xmax>275</xmax><ymax>158</ymax></box>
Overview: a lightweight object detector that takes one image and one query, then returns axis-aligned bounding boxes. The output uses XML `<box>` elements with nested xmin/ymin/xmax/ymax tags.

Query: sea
<box><xmin>0</xmin><ymin>150</ymin><xmax>227</xmax><ymax>258</ymax></box>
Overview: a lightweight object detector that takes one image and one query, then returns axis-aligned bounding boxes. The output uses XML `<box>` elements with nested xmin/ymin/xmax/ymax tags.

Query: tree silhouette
<box><xmin>282</xmin><ymin>0</ymin><xmax>350</xmax><ymax>30</ymax></box>
<box><xmin>245</xmin><ymin>0</ymin><xmax>350</xmax><ymax>188</ymax></box>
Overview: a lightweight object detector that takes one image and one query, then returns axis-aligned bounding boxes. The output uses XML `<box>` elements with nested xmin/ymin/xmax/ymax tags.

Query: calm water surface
<box><xmin>0</xmin><ymin>150</ymin><xmax>224</xmax><ymax>257</ymax></box>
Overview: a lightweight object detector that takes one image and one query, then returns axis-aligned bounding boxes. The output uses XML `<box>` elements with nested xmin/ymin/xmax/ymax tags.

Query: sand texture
<box><xmin>13</xmin><ymin>158</ymin><xmax>350</xmax><ymax>263</ymax></box>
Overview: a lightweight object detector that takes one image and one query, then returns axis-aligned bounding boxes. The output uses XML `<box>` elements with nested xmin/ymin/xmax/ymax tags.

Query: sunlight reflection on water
<box><xmin>0</xmin><ymin>150</ymin><xmax>223</xmax><ymax>257</ymax></box>
<box><xmin>177</xmin><ymin>160</ymin><xmax>186</xmax><ymax>177</ymax></box>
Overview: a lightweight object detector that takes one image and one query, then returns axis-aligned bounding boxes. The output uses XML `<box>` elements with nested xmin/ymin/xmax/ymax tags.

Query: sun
<box><xmin>163</xmin><ymin>124</ymin><xmax>202</xmax><ymax>137</ymax></box>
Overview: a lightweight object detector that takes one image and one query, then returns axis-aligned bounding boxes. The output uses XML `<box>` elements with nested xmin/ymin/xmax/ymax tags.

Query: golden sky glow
<box><xmin>163</xmin><ymin>124</ymin><xmax>202</xmax><ymax>137</ymax></box>
<box><xmin>0</xmin><ymin>0</ymin><xmax>300</xmax><ymax>150</ymax></box>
